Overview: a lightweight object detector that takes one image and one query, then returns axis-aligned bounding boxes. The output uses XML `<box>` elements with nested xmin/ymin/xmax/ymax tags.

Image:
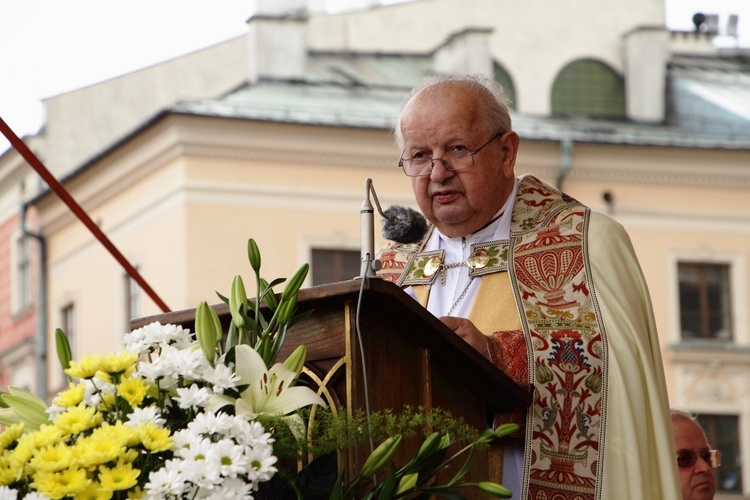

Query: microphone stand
<box><xmin>359</xmin><ymin>178</ymin><xmax>385</xmax><ymax>279</ymax></box>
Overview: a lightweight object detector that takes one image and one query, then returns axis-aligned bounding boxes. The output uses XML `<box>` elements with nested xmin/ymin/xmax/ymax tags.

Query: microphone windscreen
<box><xmin>381</xmin><ymin>205</ymin><xmax>429</xmax><ymax>244</ymax></box>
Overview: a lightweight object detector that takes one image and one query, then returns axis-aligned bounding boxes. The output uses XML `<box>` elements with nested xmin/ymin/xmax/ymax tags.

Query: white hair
<box><xmin>392</xmin><ymin>73</ymin><xmax>514</xmax><ymax>149</ymax></box>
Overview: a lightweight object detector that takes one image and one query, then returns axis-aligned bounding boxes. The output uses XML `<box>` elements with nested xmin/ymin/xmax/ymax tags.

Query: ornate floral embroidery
<box><xmin>512</xmin><ymin>199</ymin><xmax>605</xmax><ymax>500</ymax></box>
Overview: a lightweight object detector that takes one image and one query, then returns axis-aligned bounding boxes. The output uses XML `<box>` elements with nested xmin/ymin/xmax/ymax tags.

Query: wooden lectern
<box><xmin>132</xmin><ymin>278</ymin><xmax>531</xmax><ymax>493</ymax></box>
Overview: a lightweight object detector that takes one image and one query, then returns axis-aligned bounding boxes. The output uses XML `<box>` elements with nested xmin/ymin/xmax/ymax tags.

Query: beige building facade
<box><xmin>2</xmin><ymin>0</ymin><xmax>749</xmax><ymax>496</ymax></box>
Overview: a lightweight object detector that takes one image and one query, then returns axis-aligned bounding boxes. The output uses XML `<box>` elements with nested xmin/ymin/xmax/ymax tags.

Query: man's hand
<box><xmin>439</xmin><ymin>316</ymin><xmax>490</xmax><ymax>360</ymax></box>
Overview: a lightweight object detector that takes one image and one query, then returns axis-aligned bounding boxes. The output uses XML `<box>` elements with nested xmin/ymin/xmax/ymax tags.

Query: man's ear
<box><xmin>498</xmin><ymin>131</ymin><xmax>520</xmax><ymax>176</ymax></box>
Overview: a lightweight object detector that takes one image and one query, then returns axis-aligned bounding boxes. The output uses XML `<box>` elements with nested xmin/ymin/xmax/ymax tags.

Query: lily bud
<box><xmin>55</xmin><ymin>328</ymin><xmax>73</xmax><ymax>373</ymax></box>
<box><xmin>247</xmin><ymin>238</ymin><xmax>261</xmax><ymax>273</ymax></box>
<box><xmin>283</xmin><ymin>345</ymin><xmax>307</xmax><ymax>378</ymax></box>
<box><xmin>281</xmin><ymin>263</ymin><xmax>309</xmax><ymax>301</ymax></box>
<box><xmin>494</xmin><ymin>423</ymin><xmax>520</xmax><ymax>438</ymax></box>
<box><xmin>417</xmin><ymin>432</ymin><xmax>442</xmax><ymax>459</ymax></box>
<box><xmin>229</xmin><ymin>275</ymin><xmax>248</xmax><ymax>328</ymax></box>
<box><xmin>359</xmin><ymin>434</ymin><xmax>403</xmax><ymax>479</ymax></box>
<box><xmin>477</xmin><ymin>481</ymin><xmax>512</xmax><ymax>498</ymax></box>
<box><xmin>277</xmin><ymin>295</ymin><xmax>298</xmax><ymax>325</ymax></box>
<box><xmin>395</xmin><ymin>472</ymin><xmax>418</xmax><ymax>495</ymax></box>
<box><xmin>196</xmin><ymin>301</ymin><xmax>222</xmax><ymax>363</ymax></box>
<box><xmin>259</xmin><ymin>278</ymin><xmax>279</xmax><ymax>310</ymax></box>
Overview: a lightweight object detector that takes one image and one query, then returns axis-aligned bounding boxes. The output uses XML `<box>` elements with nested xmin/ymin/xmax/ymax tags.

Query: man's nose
<box><xmin>694</xmin><ymin>455</ymin><xmax>714</xmax><ymax>473</ymax></box>
<box><xmin>429</xmin><ymin>157</ymin><xmax>453</xmax><ymax>182</ymax></box>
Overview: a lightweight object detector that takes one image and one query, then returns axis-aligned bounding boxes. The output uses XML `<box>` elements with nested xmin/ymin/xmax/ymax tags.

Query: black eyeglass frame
<box><xmin>398</xmin><ymin>131</ymin><xmax>504</xmax><ymax>177</ymax></box>
<box><xmin>676</xmin><ymin>449</ymin><xmax>722</xmax><ymax>469</ymax></box>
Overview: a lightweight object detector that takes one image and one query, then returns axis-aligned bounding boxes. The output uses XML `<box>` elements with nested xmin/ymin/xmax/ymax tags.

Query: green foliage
<box><xmin>200</xmin><ymin>237</ymin><xmax>312</xmax><ymax>368</ymax></box>
<box><xmin>256</xmin><ymin>406</ymin><xmax>517</xmax><ymax>499</ymax></box>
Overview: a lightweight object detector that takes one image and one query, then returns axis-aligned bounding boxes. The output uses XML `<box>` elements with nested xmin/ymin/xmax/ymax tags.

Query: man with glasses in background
<box><xmin>672</xmin><ymin>410</ymin><xmax>721</xmax><ymax>499</ymax></box>
<box><xmin>377</xmin><ymin>74</ymin><xmax>681</xmax><ymax>499</ymax></box>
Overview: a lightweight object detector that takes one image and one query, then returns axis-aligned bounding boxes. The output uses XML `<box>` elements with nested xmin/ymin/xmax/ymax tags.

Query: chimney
<box><xmin>431</xmin><ymin>28</ymin><xmax>494</xmax><ymax>76</ymax></box>
<box><xmin>247</xmin><ymin>2</ymin><xmax>309</xmax><ymax>83</ymax></box>
<box><xmin>623</xmin><ymin>27</ymin><xmax>669</xmax><ymax>124</ymax></box>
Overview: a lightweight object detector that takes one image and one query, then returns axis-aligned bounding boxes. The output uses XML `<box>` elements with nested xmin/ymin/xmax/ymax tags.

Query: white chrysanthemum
<box><xmin>126</xmin><ymin>405</ymin><xmax>166</xmax><ymax>428</ymax></box>
<box><xmin>125</xmin><ymin>321</ymin><xmax>192</xmax><ymax>354</ymax></box>
<box><xmin>161</xmin><ymin>347</ymin><xmax>210</xmax><ymax>381</ymax></box>
<box><xmin>82</xmin><ymin>378</ymin><xmax>114</xmax><ymax>407</ymax></box>
<box><xmin>144</xmin><ymin>459</ymin><xmax>186</xmax><ymax>498</ymax></box>
<box><xmin>175</xmin><ymin>384</ymin><xmax>212</xmax><ymax>409</ymax></box>
<box><xmin>202</xmin><ymin>363</ymin><xmax>240</xmax><ymax>394</ymax></box>
<box><xmin>176</xmin><ymin>436</ymin><xmax>213</xmax><ymax>462</ymax></box>
<box><xmin>196</xmin><ymin>477</ymin><xmax>254</xmax><ymax>499</ymax></box>
<box><xmin>207</xmin><ymin>439</ymin><xmax>248</xmax><ymax>478</ymax></box>
<box><xmin>245</xmin><ymin>443</ymin><xmax>278</xmax><ymax>486</ymax></box>
<box><xmin>45</xmin><ymin>404</ymin><xmax>67</xmax><ymax>416</ymax></box>
<box><xmin>182</xmin><ymin>457</ymin><xmax>222</xmax><ymax>490</ymax></box>
<box><xmin>190</xmin><ymin>411</ymin><xmax>235</xmax><ymax>437</ymax></box>
<box><xmin>22</xmin><ymin>494</ymin><xmax>50</xmax><ymax>500</ymax></box>
<box><xmin>0</xmin><ymin>486</ymin><xmax>19</xmax><ymax>500</ymax></box>
<box><xmin>233</xmin><ymin>419</ymin><xmax>274</xmax><ymax>448</ymax></box>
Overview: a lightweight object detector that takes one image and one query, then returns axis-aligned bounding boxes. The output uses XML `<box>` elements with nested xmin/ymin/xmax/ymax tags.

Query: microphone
<box><xmin>359</xmin><ymin>178</ymin><xmax>429</xmax><ymax>279</ymax></box>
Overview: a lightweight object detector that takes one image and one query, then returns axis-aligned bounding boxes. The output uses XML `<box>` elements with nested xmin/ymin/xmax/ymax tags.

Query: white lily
<box><xmin>207</xmin><ymin>345</ymin><xmax>324</xmax><ymax>418</ymax></box>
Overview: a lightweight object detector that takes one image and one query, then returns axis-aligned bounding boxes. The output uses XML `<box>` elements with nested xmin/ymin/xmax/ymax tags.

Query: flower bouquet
<box><xmin>0</xmin><ymin>239</ymin><xmax>516</xmax><ymax>499</ymax></box>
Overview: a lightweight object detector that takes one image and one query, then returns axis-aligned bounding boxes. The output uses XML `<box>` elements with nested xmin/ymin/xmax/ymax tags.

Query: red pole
<box><xmin>0</xmin><ymin>115</ymin><xmax>171</xmax><ymax>313</ymax></box>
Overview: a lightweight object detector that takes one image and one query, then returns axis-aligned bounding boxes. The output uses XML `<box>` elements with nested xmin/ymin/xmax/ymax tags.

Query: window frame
<box><xmin>668</xmin><ymin>252</ymin><xmax>747</xmax><ymax>345</ymax></box>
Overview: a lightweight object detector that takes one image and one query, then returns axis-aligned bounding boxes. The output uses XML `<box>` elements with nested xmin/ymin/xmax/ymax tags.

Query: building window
<box><xmin>311</xmin><ymin>249</ymin><xmax>361</xmax><ymax>285</ymax></box>
<box><xmin>678</xmin><ymin>262</ymin><xmax>732</xmax><ymax>341</ymax></box>
<box><xmin>125</xmin><ymin>274</ymin><xmax>142</xmax><ymax>331</ymax></box>
<box><xmin>696</xmin><ymin>414</ymin><xmax>742</xmax><ymax>493</ymax></box>
<box><xmin>551</xmin><ymin>59</ymin><xmax>626</xmax><ymax>118</ymax></box>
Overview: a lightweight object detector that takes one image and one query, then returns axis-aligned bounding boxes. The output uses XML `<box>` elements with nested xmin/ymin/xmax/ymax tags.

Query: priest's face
<box><xmin>399</xmin><ymin>82</ymin><xmax>518</xmax><ymax>238</ymax></box>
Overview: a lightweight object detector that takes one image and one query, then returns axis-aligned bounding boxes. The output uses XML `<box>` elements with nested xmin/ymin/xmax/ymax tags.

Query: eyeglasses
<box><xmin>676</xmin><ymin>450</ymin><xmax>722</xmax><ymax>469</ymax></box>
<box><xmin>398</xmin><ymin>132</ymin><xmax>503</xmax><ymax>177</ymax></box>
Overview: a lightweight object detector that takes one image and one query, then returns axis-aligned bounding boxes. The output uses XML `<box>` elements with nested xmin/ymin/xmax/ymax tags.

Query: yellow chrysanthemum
<box><xmin>98</xmin><ymin>460</ymin><xmax>139</xmax><ymax>491</ymax></box>
<box><xmin>73</xmin><ymin>482</ymin><xmax>113</xmax><ymax>500</ymax></box>
<box><xmin>66</xmin><ymin>354</ymin><xmax>104</xmax><ymax>379</ymax></box>
<box><xmin>121</xmin><ymin>448</ymin><xmax>139</xmax><ymax>464</ymax></box>
<box><xmin>0</xmin><ymin>422</ymin><xmax>24</xmax><ymax>452</ymax></box>
<box><xmin>99</xmin><ymin>352</ymin><xmax>138</xmax><ymax>376</ymax></box>
<box><xmin>116</xmin><ymin>377</ymin><xmax>149</xmax><ymax>408</ymax></box>
<box><xmin>98</xmin><ymin>391</ymin><xmax>118</xmax><ymax>412</ymax></box>
<box><xmin>32</xmin><ymin>467</ymin><xmax>89</xmax><ymax>499</ymax></box>
<box><xmin>29</xmin><ymin>442</ymin><xmax>74</xmax><ymax>473</ymax></box>
<box><xmin>54</xmin><ymin>405</ymin><xmax>102</xmax><ymax>435</ymax></box>
<box><xmin>0</xmin><ymin>455</ymin><xmax>23</xmax><ymax>486</ymax></box>
<box><xmin>52</xmin><ymin>382</ymin><xmax>86</xmax><ymax>408</ymax></box>
<box><xmin>74</xmin><ymin>436</ymin><xmax>125</xmax><ymax>469</ymax></box>
<box><xmin>127</xmin><ymin>486</ymin><xmax>144</xmax><ymax>499</ymax></box>
<box><xmin>136</xmin><ymin>422</ymin><xmax>172</xmax><ymax>452</ymax></box>
<box><xmin>10</xmin><ymin>424</ymin><xmax>65</xmax><ymax>466</ymax></box>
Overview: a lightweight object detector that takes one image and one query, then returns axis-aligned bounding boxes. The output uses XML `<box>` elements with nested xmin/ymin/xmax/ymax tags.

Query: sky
<box><xmin>1</xmin><ymin>0</ymin><xmax>748</xmax><ymax>154</ymax></box>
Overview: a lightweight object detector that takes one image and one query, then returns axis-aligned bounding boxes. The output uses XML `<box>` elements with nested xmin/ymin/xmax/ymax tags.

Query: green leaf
<box><xmin>376</xmin><ymin>466</ymin><xmax>398</xmax><ymax>499</ymax></box>
<box><xmin>0</xmin><ymin>388</ymin><xmax>49</xmax><ymax>430</ymax></box>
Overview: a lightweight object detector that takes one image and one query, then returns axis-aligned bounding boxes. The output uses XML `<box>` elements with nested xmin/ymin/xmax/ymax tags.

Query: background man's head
<box><xmin>394</xmin><ymin>74</ymin><xmax>519</xmax><ymax>238</ymax></box>
<box><xmin>672</xmin><ymin>410</ymin><xmax>718</xmax><ymax>500</ymax></box>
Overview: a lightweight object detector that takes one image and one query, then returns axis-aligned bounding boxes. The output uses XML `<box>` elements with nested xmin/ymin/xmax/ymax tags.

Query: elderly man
<box><xmin>672</xmin><ymin>410</ymin><xmax>720</xmax><ymax>500</ymax></box>
<box><xmin>377</xmin><ymin>74</ymin><xmax>681</xmax><ymax>499</ymax></box>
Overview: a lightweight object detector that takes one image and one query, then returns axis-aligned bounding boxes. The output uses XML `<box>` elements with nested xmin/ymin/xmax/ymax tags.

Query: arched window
<box><xmin>494</xmin><ymin>61</ymin><xmax>516</xmax><ymax>111</ymax></box>
<box><xmin>551</xmin><ymin>59</ymin><xmax>625</xmax><ymax>118</ymax></box>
